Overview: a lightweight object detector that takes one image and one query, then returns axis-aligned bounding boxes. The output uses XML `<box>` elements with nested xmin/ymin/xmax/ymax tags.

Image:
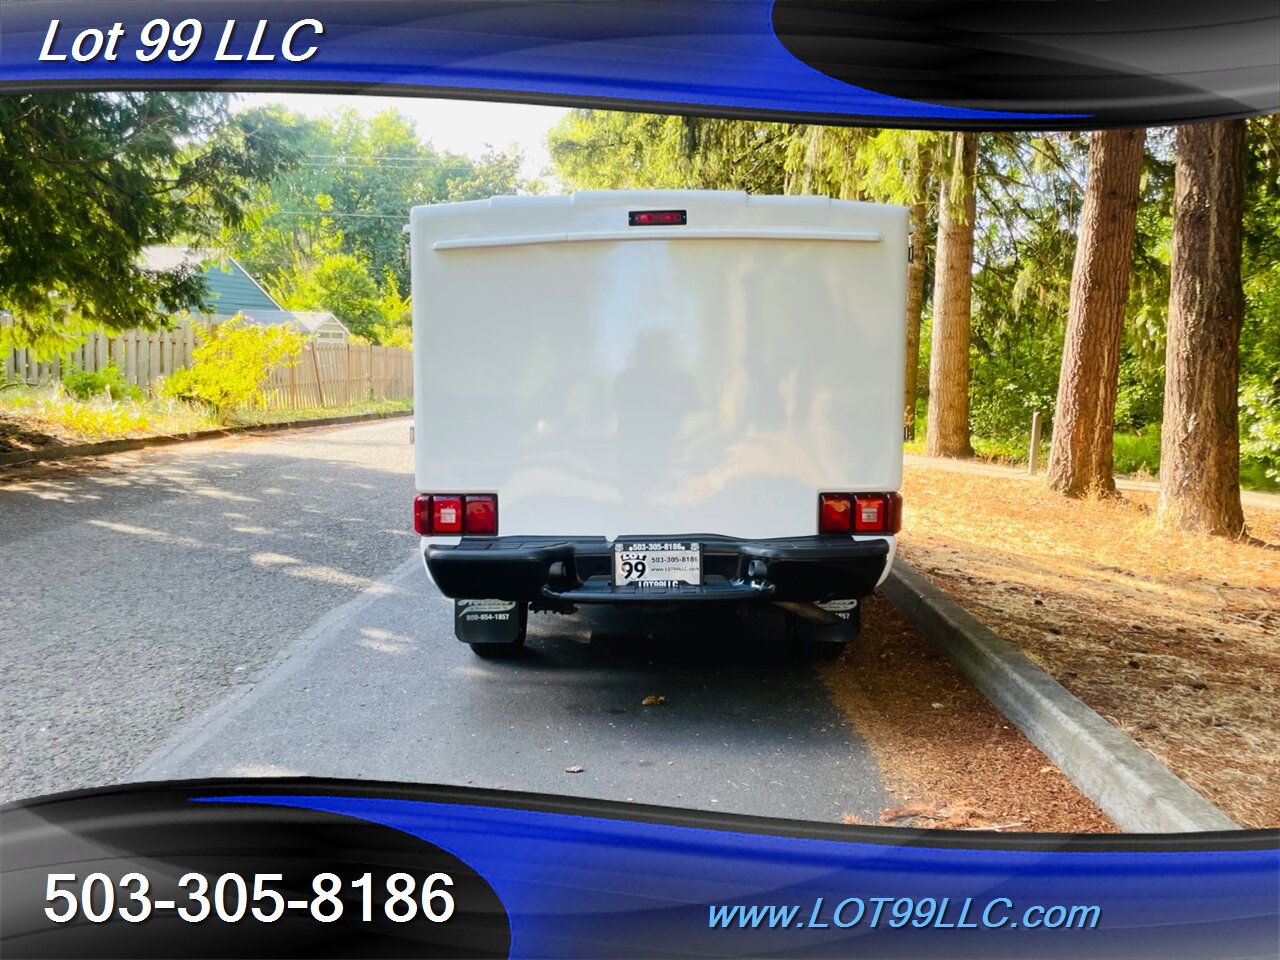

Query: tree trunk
<box><xmin>1157</xmin><ymin>120</ymin><xmax>1247</xmax><ymax>536</ymax></box>
<box><xmin>903</xmin><ymin>199</ymin><xmax>927</xmax><ymax>437</ymax></box>
<box><xmin>926</xmin><ymin>132</ymin><xmax>978</xmax><ymax>458</ymax></box>
<box><xmin>1047</xmin><ymin>128</ymin><xmax>1147</xmax><ymax>496</ymax></box>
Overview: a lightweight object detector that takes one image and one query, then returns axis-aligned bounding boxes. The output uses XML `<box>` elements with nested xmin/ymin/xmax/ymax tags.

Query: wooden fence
<box><xmin>3</xmin><ymin>322</ymin><xmax>413</xmax><ymax>409</ymax></box>
<box><xmin>5</xmin><ymin>325</ymin><xmax>198</xmax><ymax>390</ymax></box>
<box><xmin>262</xmin><ymin>343</ymin><xmax>414</xmax><ymax>409</ymax></box>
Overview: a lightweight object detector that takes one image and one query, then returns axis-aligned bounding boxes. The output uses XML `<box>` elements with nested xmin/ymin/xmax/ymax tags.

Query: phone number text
<box><xmin>43</xmin><ymin>871</ymin><xmax>454</xmax><ymax>925</ymax></box>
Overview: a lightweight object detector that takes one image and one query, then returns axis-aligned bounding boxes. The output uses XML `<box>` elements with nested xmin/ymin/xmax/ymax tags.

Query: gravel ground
<box><xmin>0</xmin><ymin>420</ymin><xmax>419</xmax><ymax>803</ymax></box>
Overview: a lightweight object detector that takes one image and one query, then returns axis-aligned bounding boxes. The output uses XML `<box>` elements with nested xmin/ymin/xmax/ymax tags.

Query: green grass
<box><xmin>1</xmin><ymin>384</ymin><xmax>216</xmax><ymax>445</ymax></box>
<box><xmin>227</xmin><ymin>396</ymin><xmax>413</xmax><ymax>427</ymax></box>
<box><xmin>1240</xmin><ymin>459</ymin><xmax>1280</xmax><ymax>494</ymax></box>
<box><xmin>1112</xmin><ymin>431</ymin><xmax>1161</xmax><ymax>479</ymax></box>
<box><xmin>904</xmin><ymin>417</ymin><xmax>1279</xmax><ymax>493</ymax></box>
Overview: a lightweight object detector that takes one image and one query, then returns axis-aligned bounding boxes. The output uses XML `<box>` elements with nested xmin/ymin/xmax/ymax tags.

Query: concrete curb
<box><xmin>882</xmin><ymin>560</ymin><xmax>1239</xmax><ymax>833</ymax></box>
<box><xmin>0</xmin><ymin>410</ymin><xmax>412</xmax><ymax>468</ymax></box>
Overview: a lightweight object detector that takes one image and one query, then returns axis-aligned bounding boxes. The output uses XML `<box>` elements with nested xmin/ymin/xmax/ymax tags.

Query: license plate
<box><xmin>613</xmin><ymin>542</ymin><xmax>702</xmax><ymax>587</ymax></box>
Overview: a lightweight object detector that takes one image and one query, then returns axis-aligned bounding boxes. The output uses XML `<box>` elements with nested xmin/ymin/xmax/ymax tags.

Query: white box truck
<box><xmin>410</xmin><ymin>190</ymin><xmax>907</xmax><ymax>658</ymax></box>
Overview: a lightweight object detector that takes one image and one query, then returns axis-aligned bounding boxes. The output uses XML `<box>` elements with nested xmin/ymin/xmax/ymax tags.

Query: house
<box><xmin>140</xmin><ymin>247</ymin><xmax>351</xmax><ymax>343</ymax></box>
<box><xmin>290</xmin><ymin>311</ymin><xmax>350</xmax><ymax>342</ymax></box>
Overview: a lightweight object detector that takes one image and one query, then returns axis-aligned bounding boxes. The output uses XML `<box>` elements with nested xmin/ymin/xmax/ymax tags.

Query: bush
<box><xmin>1240</xmin><ymin>380</ymin><xmax>1280</xmax><ymax>487</ymax></box>
<box><xmin>61</xmin><ymin>363</ymin><xmax>142</xmax><ymax>402</ymax></box>
<box><xmin>968</xmin><ymin>337</ymin><xmax>1061</xmax><ymax>443</ymax></box>
<box><xmin>1114</xmin><ymin>354</ymin><xmax>1165</xmax><ymax>432</ymax></box>
<box><xmin>163</xmin><ymin>317</ymin><xmax>304</xmax><ymax>421</ymax></box>
<box><xmin>1112</xmin><ymin>430</ymin><xmax>1161</xmax><ymax>477</ymax></box>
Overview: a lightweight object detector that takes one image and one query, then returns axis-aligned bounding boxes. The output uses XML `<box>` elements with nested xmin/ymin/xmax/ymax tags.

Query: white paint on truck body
<box><xmin>411</xmin><ymin>190</ymin><xmax>907</xmax><ymax>546</ymax></box>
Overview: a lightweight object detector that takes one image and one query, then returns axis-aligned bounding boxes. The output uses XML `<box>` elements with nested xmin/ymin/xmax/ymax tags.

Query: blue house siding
<box><xmin>200</xmin><ymin>262</ymin><xmax>281</xmax><ymax>315</ymax></box>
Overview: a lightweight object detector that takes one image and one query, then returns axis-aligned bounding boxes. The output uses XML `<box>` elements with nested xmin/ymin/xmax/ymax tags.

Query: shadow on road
<box><xmin>517</xmin><ymin>604</ymin><xmax>806</xmax><ymax>671</ymax></box>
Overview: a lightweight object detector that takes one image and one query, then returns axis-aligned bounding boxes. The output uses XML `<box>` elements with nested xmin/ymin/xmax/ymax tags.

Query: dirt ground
<box><xmin>820</xmin><ymin>594</ymin><xmax>1116</xmax><ymax>833</ymax></box>
<box><xmin>0</xmin><ymin>417</ymin><xmax>62</xmax><ymax>454</ymax></box>
<box><xmin>894</xmin><ymin>461</ymin><xmax>1279</xmax><ymax>829</ymax></box>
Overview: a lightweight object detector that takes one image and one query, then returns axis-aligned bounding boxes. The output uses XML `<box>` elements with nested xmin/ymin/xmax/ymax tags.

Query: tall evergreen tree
<box><xmin>1158</xmin><ymin>120</ymin><xmax>1248</xmax><ymax>535</ymax></box>
<box><xmin>0</xmin><ymin>93</ymin><xmax>295</xmax><ymax>350</ymax></box>
<box><xmin>1047</xmin><ymin>128</ymin><xmax>1147</xmax><ymax>495</ymax></box>
<box><xmin>926</xmin><ymin>131</ymin><xmax>979</xmax><ymax>458</ymax></box>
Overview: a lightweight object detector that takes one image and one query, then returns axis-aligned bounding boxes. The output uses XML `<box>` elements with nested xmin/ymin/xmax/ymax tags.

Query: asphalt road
<box><xmin>1</xmin><ymin>420</ymin><xmax>888</xmax><ymax>822</ymax></box>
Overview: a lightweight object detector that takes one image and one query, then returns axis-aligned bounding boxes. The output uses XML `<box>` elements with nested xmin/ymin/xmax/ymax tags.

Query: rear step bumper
<box><xmin>423</xmin><ymin>535</ymin><xmax>891</xmax><ymax>604</ymax></box>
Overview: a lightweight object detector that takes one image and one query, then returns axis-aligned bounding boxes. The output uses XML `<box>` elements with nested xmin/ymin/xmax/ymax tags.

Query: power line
<box><xmin>300</xmin><ymin>153</ymin><xmax>522</xmax><ymax>161</ymax></box>
<box><xmin>273</xmin><ymin>211</ymin><xmax>409</xmax><ymax>219</ymax></box>
<box><xmin>294</xmin><ymin>162</ymin><xmax>486</xmax><ymax>171</ymax></box>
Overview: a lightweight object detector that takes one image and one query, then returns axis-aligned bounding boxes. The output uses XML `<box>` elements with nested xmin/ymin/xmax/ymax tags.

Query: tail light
<box><xmin>464</xmin><ymin>495</ymin><xmax>497</xmax><ymax>534</ymax></box>
<box><xmin>819</xmin><ymin>493</ymin><xmax>853</xmax><ymax>534</ymax></box>
<box><xmin>414</xmin><ymin>494</ymin><xmax>498</xmax><ymax>536</ymax></box>
<box><xmin>629</xmin><ymin>209</ymin><xmax>687</xmax><ymax>226</ymax></box>
<box><xmin>819</xmin><ymin>492</ymin><xmax>902</xmax><ymax>535</ymax></box>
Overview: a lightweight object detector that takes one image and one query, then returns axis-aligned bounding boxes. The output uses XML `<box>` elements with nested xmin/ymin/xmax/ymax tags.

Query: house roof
<box><xmin>140</xmin><ymin>246</ymin><xmax>282</xmax><ymax>315</ymax></box>
<box><xmin>223</xmin><ymin>309</ymin><xmax>299</xmax><ymax>328</ymax></box>
<box><xmin>205</xmin><ymin>310</ymin><xmax>351</xmax><ymax>337</ymax></box>
<box><xmin>140</xmin><ymin>248</ymin><xmax>351</xmax><ymax>337</ymax></box>
<box><xmin>286</xmin><ymin>311</ymin><xmax>350</xmax><ymax>335</ymax></box>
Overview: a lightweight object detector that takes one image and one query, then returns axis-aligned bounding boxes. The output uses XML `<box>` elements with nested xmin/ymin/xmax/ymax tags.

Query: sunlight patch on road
<box><xmin>249</xmin><ymin>553</ymin><xmax>377</xmax><ymax>589</ymax></box>
<box><xmin>250</xmin><ymin>552</ymin><xmax>301</xmax><ymax>567</ymax></box>
<box><xmin>281</xmin><ymin>565</ymin><xmax>376</xmax><ymax>589</ymax></box>
<box><xmin>191</xmin><ymin>486</ymin><xmax>258</xmax><ymax>503</ymax></box>
<box><xmin>87</xmin><ymin>519</ymin><xmax>202</xmax><ymax>548</ymax></box>
<box><xmin>357</xmin><ymin>626</ymin><xmax>415</xmax><ymax>654</ymax></box>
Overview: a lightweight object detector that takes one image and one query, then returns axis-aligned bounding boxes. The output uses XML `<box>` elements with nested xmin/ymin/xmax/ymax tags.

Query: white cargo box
<box><xmin>410</xmin><ymin>190</ymin><xmax>908</xmax><ymax>542</ymax></box>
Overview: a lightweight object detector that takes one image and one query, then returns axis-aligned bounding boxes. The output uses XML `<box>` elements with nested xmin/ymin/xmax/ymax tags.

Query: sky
<box><xmin>234</xmin><ymin>93</ymin><xmax>571</xmax><ymax>182</ymax></box>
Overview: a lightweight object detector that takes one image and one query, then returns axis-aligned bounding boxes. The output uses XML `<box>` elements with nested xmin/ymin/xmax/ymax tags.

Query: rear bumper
<box><xmin>423</xmin><ymin>535</ymin><xmax>892</xmax><ymax>604</ymax></box>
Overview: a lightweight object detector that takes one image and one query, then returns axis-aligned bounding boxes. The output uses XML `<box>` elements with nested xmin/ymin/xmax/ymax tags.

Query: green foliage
<box><xmin>1112</xmin><ymin>431</ymin><xmax>1161</xmax><ymax>477</ymax></box>
<box><xmin>369</xmin><ymin>271</ymin><xmax>413</xmax><ymax>348</ymax></box>
<box><xmin>61</xmin><ymin>363</ymin><xmax>142</xmax><ymax>402</ymax></box>
<box><xmin>0</xmin><ymin>93</ymin><xmax>296</xmax><ymax>344</ymax></box>
<box><xmin>0</xmin><ymin>315</ymin><xmax>88</xmax><ymax>360</ymax></box>
<box><xmin>1238</xmin><ymin>116</ymin><xmax>1280</xmax><ymax>489</ymax></box>
<box><xmin>226</xmin><ymin>395</ymin><xmax>413</xmax><ymax>427</ymax></box>
<box><xmin>1240</xmin><ymin>383</ymin><xmax>1280</xmax><ymax>485</ymax></box>
<box><xmin>969</xmin><ymin>334</ymin><xmax>1063</xmax><ymax>441</ymax></box>
<box><xmin>1</xmin><ymin>383</ymin><xmax>214</xmax><ymax>440</ymax></box>
<box><xmin>1114</xmin><ymin>352</ymin><xmax>1166</xmax><ymax>432</ymax></box>
<box><xmin>270</xmin><ymin>253</ymin><xmax>382</xmax><ymax>339</ymax></box>
<box><xmin>230</xmin><ymin>106</ymin><xmax>527</xmax><ymax>291</ymax></box>
<box><xmin>228</xmin><ymin>105</ymin><xmax>528</xmax><ymax>344</ymax></box>
<box><xmin>162</xmin><ymin>317</ymin><xmax>303</xmax><ymax>420</ymax></box>
<box><xmin>446</xmin><ymin>147</ymin><xmax>525</xmax><ymax>202</ymax></box>
<box><xmin>548</xmin><ymin>111</ymin><xmax>793</xmax><ymax>193</ymax></box>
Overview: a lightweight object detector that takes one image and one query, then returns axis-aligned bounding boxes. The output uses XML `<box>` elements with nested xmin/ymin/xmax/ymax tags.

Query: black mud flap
<box><xmin>806</xmin><ymin>598</ymin><xmax>862</xmax><ymax>645</ymax></box>
<box><xmin>454</xmin><ymin>599</ymin><xmax>527</xmax><ymax>645</ymax></box>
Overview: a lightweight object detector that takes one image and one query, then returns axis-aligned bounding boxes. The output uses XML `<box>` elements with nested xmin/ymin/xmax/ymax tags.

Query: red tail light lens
<box><xmin>464</xmin><ymin>495</ymin><xmax>497</xmax><ymax>534</ymax></box>
<box><xmin>431</xmin><ymin>496</ymin><xmax>463</xmax><ymax>534</ymax></box>
<box><xmin>413</xmin><ymin>494</ymin><xmax>432</xmax><ymax>535</ymax></box>
<box><xmin>854</xmin><ymin>494</ymin><xmax>885</xmax><ymax>532</ymax></box>
<box><xmin>820</xmin><ymin>492</ymin><xmax>903</xmax><ymax>534</ymax></box>
<box><xmin>819</xmin><ymin>493</ymin><xmax>853</xmax><ymax>534</ymax></box>
<box><xmin>886</xmin><ymin>491</ymin><xmax>903</xmax><ymax>534</ymax></box>
<box><xmin>414</xmin><ymin>493</ymin><xmax>499</xmax><ymax>535</ymax></box>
